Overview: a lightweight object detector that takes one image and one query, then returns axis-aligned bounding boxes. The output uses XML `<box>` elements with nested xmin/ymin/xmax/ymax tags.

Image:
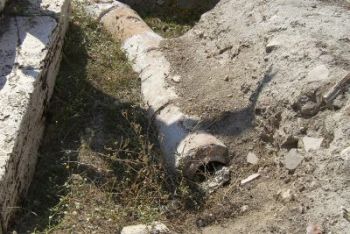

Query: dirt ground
<box><xmin>162</xmin><ymin>0</ymin><xmax>350</xmax><ymax>233</ymax></box>
<box><xmin>9</xmin><ymin>0</ymin><xmax>350</xmax><ymax>233</ymax></box>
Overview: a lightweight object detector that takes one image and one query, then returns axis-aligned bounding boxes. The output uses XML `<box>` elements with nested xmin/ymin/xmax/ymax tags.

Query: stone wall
<box><xmin>0</xmin><ymin>0</ymin><xmax>70</xmax><ymax>230</ymax></box>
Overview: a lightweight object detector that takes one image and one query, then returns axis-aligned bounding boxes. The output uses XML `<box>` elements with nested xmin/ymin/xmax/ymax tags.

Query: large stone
<box><xmin>0</xmin><ymin>0</ymin><xmax>70</xmax><ymax>230</ymax></box>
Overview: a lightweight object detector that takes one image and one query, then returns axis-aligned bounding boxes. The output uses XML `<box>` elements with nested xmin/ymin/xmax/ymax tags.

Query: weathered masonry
<box><xmin>0</xmin><ymin>0</ymin><xmax>70</xmax><ymax>230</ymax></box>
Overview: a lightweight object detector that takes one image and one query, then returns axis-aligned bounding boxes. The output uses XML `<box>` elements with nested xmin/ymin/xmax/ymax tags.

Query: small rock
<box><xmin>302</xmin><ymin>136</ymin><xmax>323</xmax><ymax>152</ymax></box>
<box><xmin>266</xmin><ymin>37</ymin><xmax>282</xmax><ymax>53</ymax></box>
<box><xmin>300</xmin><ymin>102</ymin><xmax>319</xmax><ymax>117</ymax></box>
<box><xmin>224</xmin><ymin>75</ymin><xmax>229</xmax><ymax>81</ymax></box>
<box><xmin>241</xmin><ymin>205</ymin><xmax>249</xmax><ymax>212</ymax></box>
<box><xmin>241</xmin><ymin>173</ymin><xmax>260</xmax><ymax>186</ymax></box>
<box><xmin>171</xmin><ymin>75</ymin><xmax>181</xmax><ymax>83</ymax></box>
<box><xmin>202</xmin><ymin>167</ymin><xmax>230</xmax><ymax>193</ymax></box>
<box><xmin>121</xmin><ymin>222</ymin><xmax>169</xmax><ymax>234</ymax></box>
<box><xmin>284</xmin><ymin>149</ymin><xmax>303</xmax><ymax>170</ymax></box>
<box><xmin>276</xmin><ymin>189</ymin><xmax>295</xmax><ymax>203</ymax></box>
<box><xmin>307</xmin><ymin>65</ymin><xmax>329</xmax><ymax>83</ymax></box>
<box><xmin>247</xmin><ymin>152</ymin><xmax>259</xmax><ymax>165</ymax></box>
<box><xmin>332</xmin><ymin>95</ymin><xmax>346</xmax><ymax>109</ymax></box>
<box><xmin>341</xmin><ymin>146</ymin><xmax>350</xmax><ymax>157</ymax></box>
<box><xmin>306</xmin><ymin>223</ymin><xmax>323</xmax><ymax>234</ymax></box>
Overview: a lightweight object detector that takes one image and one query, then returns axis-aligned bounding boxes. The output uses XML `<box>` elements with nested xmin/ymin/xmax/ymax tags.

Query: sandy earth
<box><xmin>161</xmin><ymin>0</ymin><xmax>350</xmax><ymax>233</ymax></box>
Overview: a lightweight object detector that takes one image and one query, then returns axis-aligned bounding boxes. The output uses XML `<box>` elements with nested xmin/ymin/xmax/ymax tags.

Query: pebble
<box><xmin>306</xmin><ymin>223</ymin><xmax>323</xmax><ymax>234</ymax></box>
<box><xmin>247</xmin><ymin>152</ymin><xmax>259</xmax><ymax>165</ymax></box>
<box><xmin>302</xmin><ymin>136</ymin><xmax>323</xmax><ymax>152</ymax></box>
<box><xmin>241</xmin><ymin>205</ymin><xmax>249</xmax><ymax>212</ymax></box>
<box><xmin>266</xmin><ymin>37</ymin><xmax>283</xmax><ymax>53</ymax></box>
<box><xmin>284</xmin><ymin>149</ymin><xmax>303</xmax><ymax>170</ymax></box>
<box><xmin>276</xmin><ymin>189</ymin><xmax>295</xmax><ymax>203</ymax></box>
<box><xmin>171</xmin><ymin>75</ymin><xmax>181</xmax><ymax>83</ymax></box>
<box><xmin>202</xmin><ymin>167</ymin><xmax>230</xmax><ymax>193</ymax></box>
<box><xmin>300</xmin><ymin>101</ymin><xmax>319</xmax><ymax>117</ymax></box>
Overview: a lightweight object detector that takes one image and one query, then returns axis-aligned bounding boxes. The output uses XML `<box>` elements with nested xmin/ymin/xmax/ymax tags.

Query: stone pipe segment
<box><xmin>86</xmin><ymin>1</ymin><xmax>229</xmax><ymax>177</ymax></box>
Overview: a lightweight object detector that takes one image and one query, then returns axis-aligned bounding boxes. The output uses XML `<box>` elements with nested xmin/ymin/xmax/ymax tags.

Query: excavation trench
<box><xmin>85</xmin><ymin>1</ymin><xmax>229</xmax><ymax>178</ymax></box>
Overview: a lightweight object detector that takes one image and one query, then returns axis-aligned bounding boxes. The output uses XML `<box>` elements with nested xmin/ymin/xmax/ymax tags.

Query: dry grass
<box><xmin>9</xmin><ymin>5</ymin><xmax>205</xmax><ymax>233</ymax></box>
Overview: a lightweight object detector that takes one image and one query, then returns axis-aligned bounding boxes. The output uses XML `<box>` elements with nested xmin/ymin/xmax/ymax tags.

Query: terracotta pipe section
<box><xmin>85</xmin><ymin>1</ymin><xmax>229</xmax><ymax>177</ymax></box>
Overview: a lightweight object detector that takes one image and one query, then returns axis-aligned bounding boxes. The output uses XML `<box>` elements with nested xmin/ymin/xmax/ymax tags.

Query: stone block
<box><xmin>0</xmin><ymin>0</ymin><xmax>70</xmax><ymax>230</ymax></box>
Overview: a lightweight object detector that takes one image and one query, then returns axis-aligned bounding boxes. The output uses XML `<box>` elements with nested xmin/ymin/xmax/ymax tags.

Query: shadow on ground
<box><xmin>199</xmin><ymin>66</ymin><xmax>276</xmax><ymax>138</ymax></box>
<box><xmin>119</xmin><ymin>0</ymin><xmax>220</xmax><ymax>37</ymax></box>
<box><xmin>125</xmin><ymin>0</ymin><xmax>220</xmax><ymax>24</ymax></box>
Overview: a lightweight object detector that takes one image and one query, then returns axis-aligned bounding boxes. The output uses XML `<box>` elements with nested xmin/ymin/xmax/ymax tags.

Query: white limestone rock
<box><xmin>302</xmin><ymin>136</ymin><xmax>323</xmax><ymax>152</ymax></box>
<box><xmin>247</xmin><ymin>152</ymin><xmax>259</xmax><ymax>165</ymax></box>
<box><xmin>284</xmin><ymin>149</ymin><xmax>303</xmax><ymax>170</ymax></box>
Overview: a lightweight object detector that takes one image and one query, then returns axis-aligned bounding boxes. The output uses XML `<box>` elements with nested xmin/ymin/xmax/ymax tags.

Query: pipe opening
<box><xmin>193</xmin><ymin>161</ymin><xmax>226</xmax><ymax>183</ymax></box>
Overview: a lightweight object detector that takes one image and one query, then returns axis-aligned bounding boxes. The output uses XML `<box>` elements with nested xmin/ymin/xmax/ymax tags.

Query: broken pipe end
<box><xmin>177</xmin><ymin>133</ymin><xmax>229</xmax><ymax>178</ymax></box>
